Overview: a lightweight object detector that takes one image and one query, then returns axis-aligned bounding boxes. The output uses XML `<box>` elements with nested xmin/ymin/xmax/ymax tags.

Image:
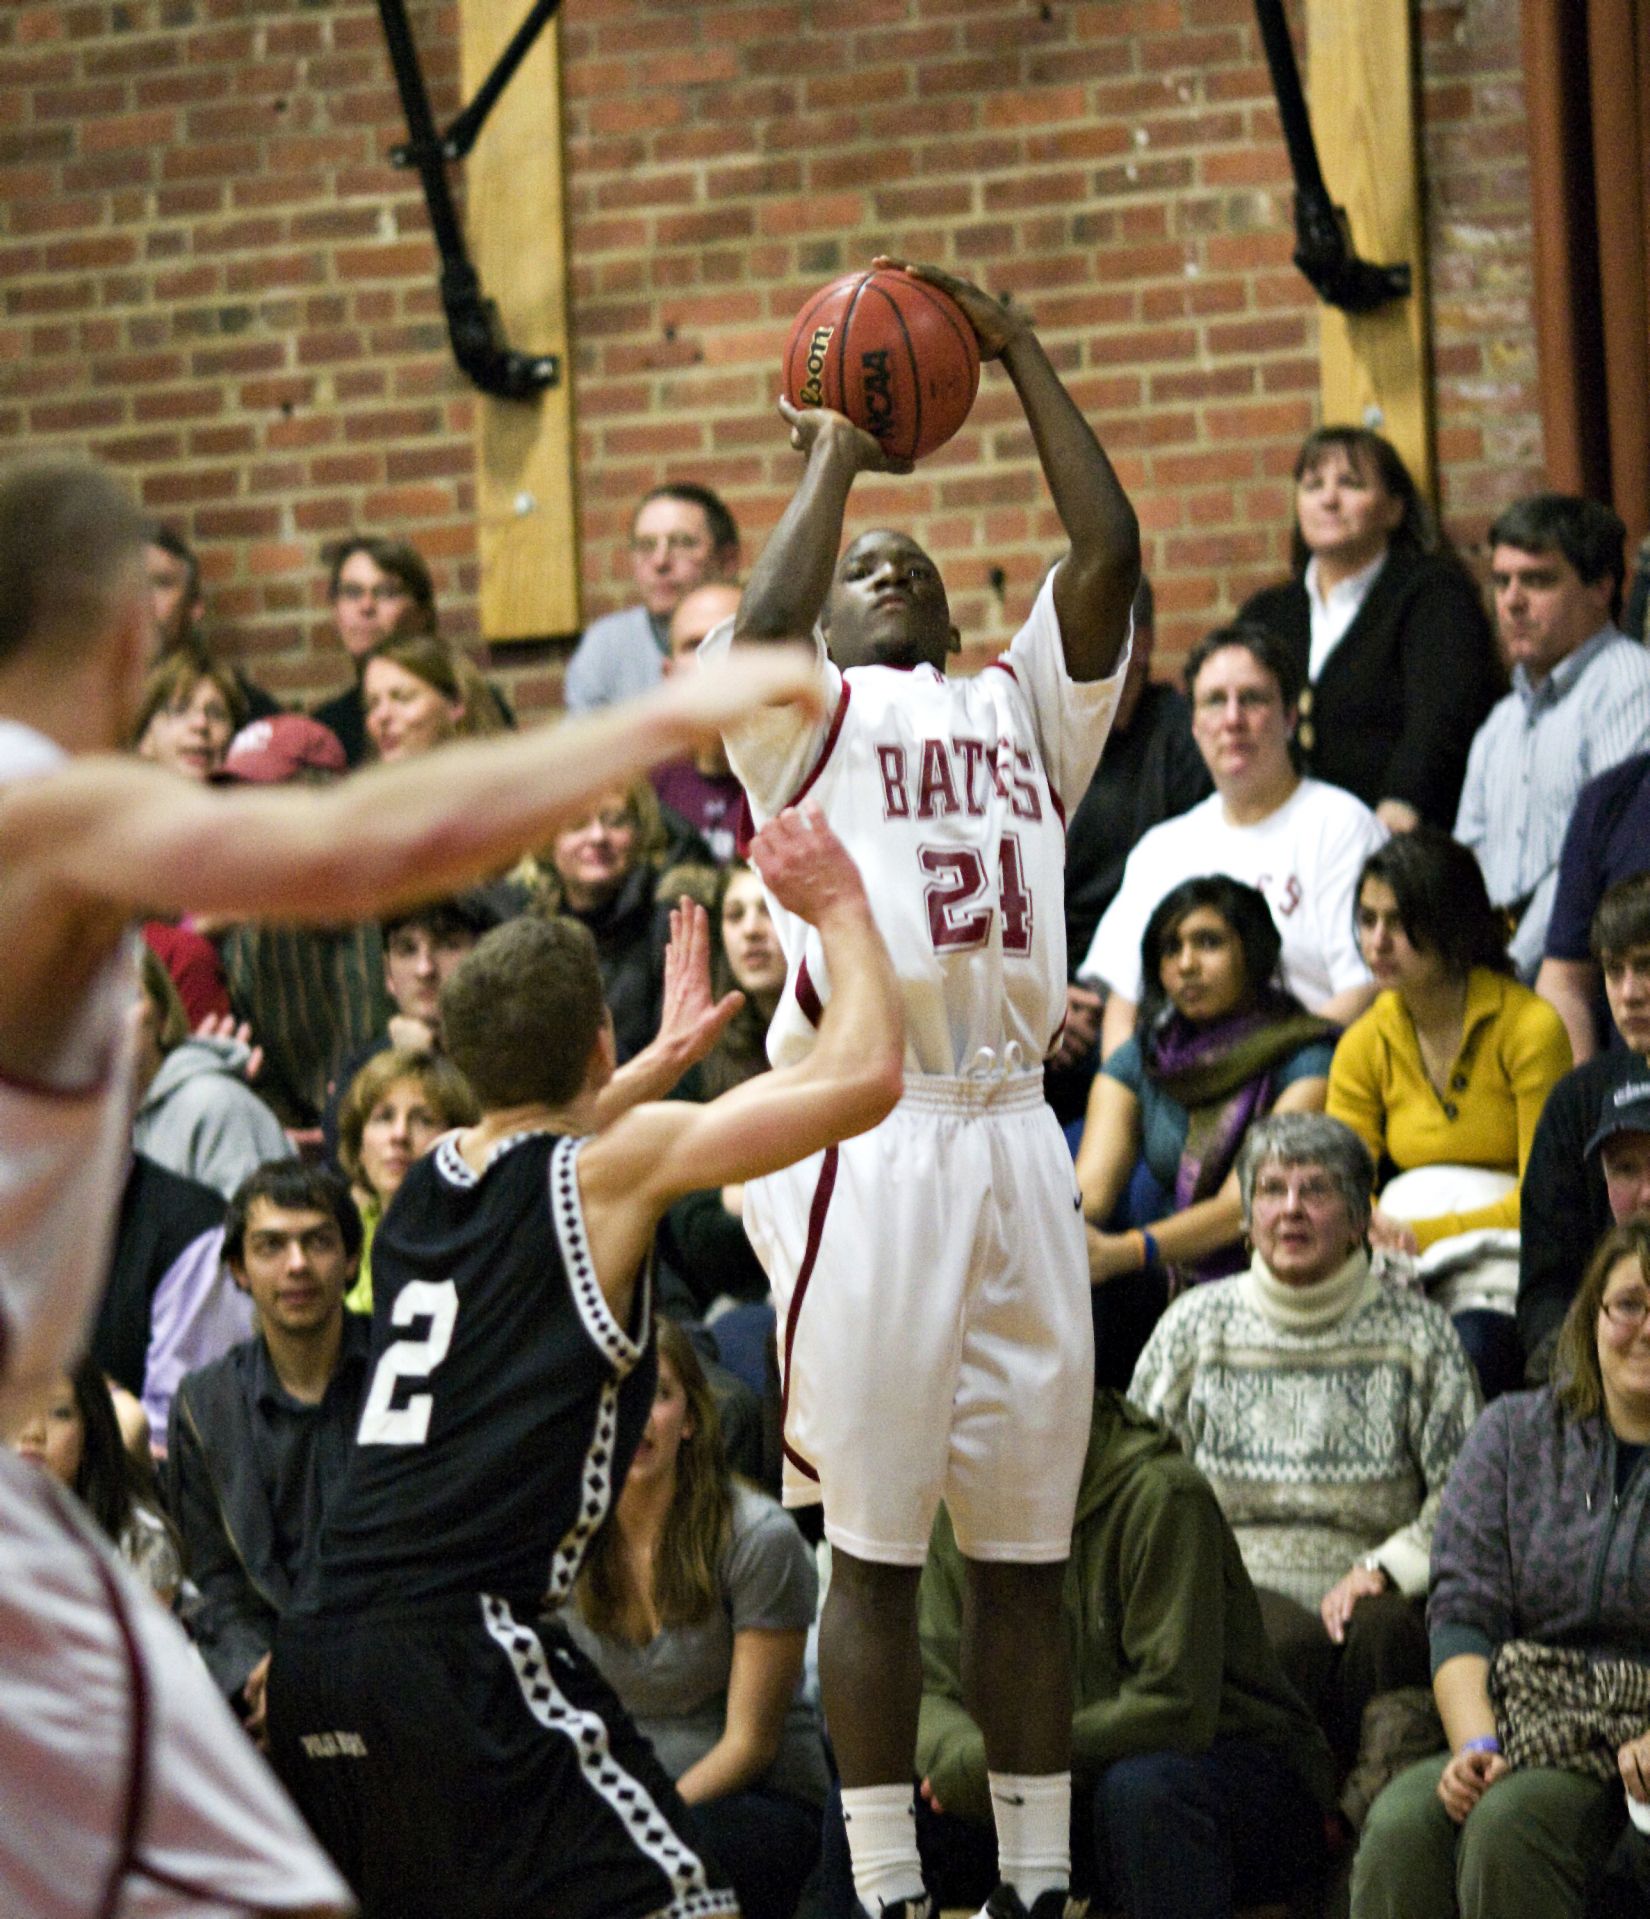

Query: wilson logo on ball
<box><xmin>797</xmin><ymin>324</ymin><xmax>834</xmax><ymax>409</ymax></box>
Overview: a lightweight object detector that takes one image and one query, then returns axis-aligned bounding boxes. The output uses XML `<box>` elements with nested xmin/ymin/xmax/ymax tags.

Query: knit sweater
<box><xmin>1127</xmin><ymin>1250</ymin><xmax>1481</xmax><ymax>1608</ymax></box>
<box><xmin>1326</xmin><ymin>968</ymin><xmax>1571</xmax><ymax>1249</ymax></box>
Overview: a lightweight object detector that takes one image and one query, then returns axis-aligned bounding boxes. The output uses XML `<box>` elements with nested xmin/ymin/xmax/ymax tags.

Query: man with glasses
<box><xmin>565</xmin><ymin>485</ymin><xmax>741</xmax><ymax>713</ymax></box>
<box><xmin>315</xmin><ymin>536</ymin><xmax>438</xmax><ymax>765</ymax></box>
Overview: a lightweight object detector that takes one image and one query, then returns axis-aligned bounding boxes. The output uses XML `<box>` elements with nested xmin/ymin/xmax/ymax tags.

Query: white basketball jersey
<box><xmin>0</xmin><ymin>721</ymin><xmax>137</xmax><ymax>1427</ymax></box>
<box><xmin>706</xmin><ymin>574</ymin><xmax>1126</xmax><ymax>1076</ymax></box>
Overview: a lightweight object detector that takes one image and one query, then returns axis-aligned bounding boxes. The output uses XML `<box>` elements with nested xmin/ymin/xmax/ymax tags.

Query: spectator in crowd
<box><xmin>1080</xmin><ymin>621</ymin><xmax>1385</xmax><ymax>1057</ymax></box>
<box><xmin>168</xmin><ymin>1163</ymin><xmax>368</xmax><ymax>1742</ymax></box>
<box><xmin>1455</xmin><ymin>493</ymin><xmax>1650</xmax><ymax>980</ymax></box>
<box><xmin>1329</xmin><ymin>829</ymin><xmax>1571</xmax><ymax>1398</ymax></box>
<box><xmin>568</xmin><ymin>1319</ymin><xmax>828</xmax><ymax>1919</ymax></box>
<box><xmin>1520</xmin><ymin>875</ymin><xmax>1650</xmax><ymax>1378</ymax></box>
<box><xmin>133</xmin><ymin>654</ymin><xmax>252</xmax><ymax>1022</ymax></box>
<box><xmin>652</xmin><ymin>582</ymin><xmax>748</xmax><ymax>864</ymax></box>
<box><xmin>1238</xmin><ymin>427</ymin><xmax>1500</xmax><ymax>832</ymax></box>
<box><xmin>142</xmin><ymin>522</ymin><xmax>279</xmax><ymax>719</ymax></box>
<box><xmin>215</xmin><ymin>716</ymin><xmax>392</xmax><ymax>1129</ymax></box>
<box><xmin>564</xmin><ymin>483</ymin><xmax>741</xmax><ymax>713</ymax></box>
<box><xmin>335</xmin><ymin>1046</ymin><xmax>479</xmax><ymax>1315</ymax></box>
<box><xmin>1130</xmin><ymin>1113</ymin><xmax>1480</xmax><ymax>1777</ymax></box>
<box><xmin>362</xmin><ymin>632</ymin><xmax>508</xmax><ymax>763</ymax></box>
<box><xmin>132</xmin><ymin>948</ymin><xmax>292</xmax><ymax>1201</ymax></box>
<box><xmin>517</xmin><ymin>778</ymin><xmax>691</xmax><ymax>1061</ymax></box>
<box><xmin>313</xmin><ymin>534</ymin><xmax>438</xmax><ymax>765</ymax></box>
<box><xmin>1052</xmin><ymin>575</ymin><xmax>1211</xmax><ymax>1124</ymax></box>
<box><xmin>132</xmin><ymin>654</ymin><xmax>246</xmax><ymax>782</ymax></box>
<box><xmin>1537</xmin><ymin>743</ymin><xmax>1650</xmax><ymax>1063</ymax></box>
<box><xmin>10</xmin><ymin>1354</ymin><xmax>183</xmax><ymax>1603</ymax></box>
<box><xmin>878</xmin><ymin>1389</ymin><xmax>1337</xmax><ymax>1919</ymax></box>
<box><xmin>1351</xmin><ymin>1218</ymin><xmax>1650</xmax><ymax>1919</ymax></box>
<box><xmin>660</xmin><ymin>860</ymin><xmax>788</xmax><ymax>1323</ymax></box>
<box><xmin>90</xmin><ymin>1153</ymin><xmax>243</xmax><ymax>1453</ymax></box>
<box><xmin>1075</xmin><ymin>875</ymin><xmax>1335</xmax><ymax>1385</ymax></box>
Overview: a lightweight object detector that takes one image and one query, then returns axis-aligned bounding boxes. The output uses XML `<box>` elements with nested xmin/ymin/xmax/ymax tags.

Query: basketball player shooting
<box><xmin>701</xmin><ymin>259</ymin><xmax>1140</xmax><ymax>1919</ymax></box>
<box><xmin>0</xmin><ymin>459</ymin><xmax>822</xmax><ymax>1919</ymax></box>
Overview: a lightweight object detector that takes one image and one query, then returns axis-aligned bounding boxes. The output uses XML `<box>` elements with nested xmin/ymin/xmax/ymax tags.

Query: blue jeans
<box><xmin>687</xmin><ymin>1787</ymin><xmax>821</xmax><ymax>1919</ymax></box>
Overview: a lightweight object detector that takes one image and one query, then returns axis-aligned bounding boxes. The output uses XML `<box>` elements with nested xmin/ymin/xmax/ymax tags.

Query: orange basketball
<box><xmin>782</xmin><ymin>268</ymin><xmax>981</xmax><ymax>462</ymax></box>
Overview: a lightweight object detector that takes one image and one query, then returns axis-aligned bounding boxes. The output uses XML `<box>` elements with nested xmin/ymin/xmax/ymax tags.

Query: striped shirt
<box><xmin>1455</xmin><ymin>625</ymin><xmax>1650</xmax><ymax>978</ymax></box>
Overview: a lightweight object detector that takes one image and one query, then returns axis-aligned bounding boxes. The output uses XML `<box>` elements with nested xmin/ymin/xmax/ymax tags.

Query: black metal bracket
<box><xmin>1252</xmin><ymin>0</ymin><xmax>1412</xmax><ymax>316</ymax></box>
<box><xmin>376</xmin><ymin>0</ymin><xmax>563</xmax><ymax>400</ymax></box>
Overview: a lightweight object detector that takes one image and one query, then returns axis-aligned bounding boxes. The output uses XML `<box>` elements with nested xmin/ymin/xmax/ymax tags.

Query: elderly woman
<box><xmin>1351</xmin><ymin>1217</ymin><xmax>1650</xmax><ymax>1917</ymax></box>
<box><xmin>1129</xmin><ymin>1112</ymin><xmax>1481</xmax><ymax>1773</ymax></box>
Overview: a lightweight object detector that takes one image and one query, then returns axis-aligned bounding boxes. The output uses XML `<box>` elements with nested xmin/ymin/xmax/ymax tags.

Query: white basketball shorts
<box><xmin>743</xmin><ymin>1070</ymin><xmax>1093</xmax><ymax>1566</ymax></box>
<box><xmin>0</xmin><ymin>1447</ymin><xmax>354</xmax><ymax>1918</ymax></box>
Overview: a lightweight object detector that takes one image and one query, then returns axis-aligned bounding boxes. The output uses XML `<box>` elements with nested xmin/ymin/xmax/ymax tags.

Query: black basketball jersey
<box><xmin>309</xmin><ymin>1130</ymin><xmax>656</xmax><ymax>1613</ymax></box>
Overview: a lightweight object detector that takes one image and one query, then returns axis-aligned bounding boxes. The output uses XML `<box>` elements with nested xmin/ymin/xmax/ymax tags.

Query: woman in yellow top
<box><xmin>1328</xmin><ymin>828</ymin><xmax>1571</xmax><ymax>1398</ymax></box>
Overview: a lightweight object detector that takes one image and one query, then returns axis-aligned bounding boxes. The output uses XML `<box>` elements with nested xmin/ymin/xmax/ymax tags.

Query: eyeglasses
<box><xmin>631</xmin><ymin>534</ymin><xmax>710</xmax><ymax>560</ymax></box>
<box><xmin>1600</xmin><ymin>1294</ymin><xmax>1650</xmax><ymax>1333</ymax></box>
<box><xmin>336</xmin><ymin>582</ymin><xmax>411</xmax><ymax>604</ymax></box>
<box><xmin>1252</xmin><ymin>1173</ymin><xmax>1341</xmax><ymax>1207</ymax></box>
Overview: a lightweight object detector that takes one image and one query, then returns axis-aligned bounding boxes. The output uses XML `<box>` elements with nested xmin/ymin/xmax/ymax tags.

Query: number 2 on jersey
<box><xmin>920</xmin><ymin>833</ymin><xmax>1033</xmax><ymax>955</ymax></box>
<box><xmin>357</xmin><ymin>1278</ymin><xmax>459</xmax><ymax>1446</ymax></box>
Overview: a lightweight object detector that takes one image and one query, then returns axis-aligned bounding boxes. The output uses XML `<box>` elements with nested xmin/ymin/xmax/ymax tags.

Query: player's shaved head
<box><xmin>823</xmin><ymin>529</ymin><xmax>955</xmax><ymax>674</ymax></box>
<box><xmin>0</xmin><ymin>460</ymin><xmax>147</xmax><ymax>668</ymax></box>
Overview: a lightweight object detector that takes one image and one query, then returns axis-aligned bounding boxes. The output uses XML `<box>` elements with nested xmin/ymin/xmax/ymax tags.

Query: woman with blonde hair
<box><xmin>569</xmin><ymin>1319</ymin><xmax>828</xmax><ymax>1919</ymax></box>
<box><xmin>336</xmin><ymin>1046</ymin><xmax>478</xmax><ymax>1313</ymax></box>
<box><xmin>518</xmin><ymin>777</ymin><xmax>688</xmax><ymax>1060</ymax></box>
<box><xmin>362</xmin><ymin>632</ymin><xmax>507</xmax><ymax>762</ymax></box>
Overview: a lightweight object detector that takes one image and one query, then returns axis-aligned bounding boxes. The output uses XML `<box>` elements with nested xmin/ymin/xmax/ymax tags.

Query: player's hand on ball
<box><xmin>749</xmin><ymin>801</ymin><xmax>866</xmax><ymax>924</ymax></box>
<box><xmin>872</xmin><ymin>255</ymin><xmax>1028</xmax><ymax>361</ymax></box>
<box><xmin>776</xmin><ymin>396</ymin><xmax>914</xmax><ymax>476</ymax></box>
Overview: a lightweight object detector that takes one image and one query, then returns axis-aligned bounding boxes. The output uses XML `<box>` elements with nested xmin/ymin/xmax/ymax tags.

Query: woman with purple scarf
<box><xmin>1076</xmin><ymin>874</ymin><xmax>1336</xmax><ymax>1383</ymax></box>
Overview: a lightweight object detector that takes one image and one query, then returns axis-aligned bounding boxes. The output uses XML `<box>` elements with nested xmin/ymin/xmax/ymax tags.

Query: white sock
<box><xmin>988</xmin><ymin>1770</ymin><xmax>1071</xmax><ymax>1908</ymax></box>
<box><xmin>840</xmin><ymin>1782</ymin><xmax>924</xmax><ymax>1915</ymax></box>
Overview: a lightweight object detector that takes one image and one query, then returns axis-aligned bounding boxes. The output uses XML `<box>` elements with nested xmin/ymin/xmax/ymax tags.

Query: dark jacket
<box><xmin>1517</xmin><ymin>1052</ymin><xmax>1634</xmax><ymax>1378</ymax></box>
<box><xmin>1064</xmin><ymin>681</ymin><xmax>1212</xmax><ymax>968</ymax></box>
<box><xmin>92</xmin><ymin>1153</ymin><xmax>226</xmax><ymax>1399</ymax></box>
<box><xmin>917</xmin><ymin>1392</ymin><xmax>1336</xmax><ymax>1824</ymax></box>
<box><xmin>1429</xmin><ymin>1387</ymin><xmax>1650</xmax><ymax>1671</ymax></box>
<box><xmin>166</xmin><ymin>1316</ymin><xmax>372</xmax><ymax>1698</ymax></box>
<box><xmin>1240</xmin><ymin>544</ymin><xmax>1502</xmax><ymax>827</ymax></box>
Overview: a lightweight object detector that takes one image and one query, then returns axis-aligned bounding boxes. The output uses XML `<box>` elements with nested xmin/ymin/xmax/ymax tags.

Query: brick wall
<box><xmin>0</xmin><ymin>0</ymin><xmax>1538</xmax><ymax>711</ymax></box>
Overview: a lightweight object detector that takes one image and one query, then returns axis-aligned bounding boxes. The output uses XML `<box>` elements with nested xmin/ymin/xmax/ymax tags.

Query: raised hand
<box><xmin>872</xmin><ymin>255</ymin><xmax>1029</xmax><ymax>360</ymax></box>
<box><xmin>656</xmin><ymin>897</ymin><xmax>745</xmax><ymax>1067</ymax></box>
<box><xmin>194</xmin><ymin>1011</ymin><xmax>263</xmax><ymax>1083</ymax></box>
<box><xmin>749</xmin><ymin>802</ymin><xmax>867</xmax><ymax>926</ymax></box>
<box><xmin>776</xmin><ymin>395</ymin><xmax>913</xmax><ymax>475</ymax></box>
<box><xmin>660</xmin><ymin>641</ymin><xmax>826</xmax><ymax>741</ymax></box>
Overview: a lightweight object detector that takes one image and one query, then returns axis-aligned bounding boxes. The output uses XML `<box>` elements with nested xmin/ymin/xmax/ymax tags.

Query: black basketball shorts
<box><xmin>270</xmin><ymin>1594</ymin><xmax>739</xmax><ymax>1919</ymax></box>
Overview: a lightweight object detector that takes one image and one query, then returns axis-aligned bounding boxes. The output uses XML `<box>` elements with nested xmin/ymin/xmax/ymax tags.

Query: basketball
<box><xmin>782</xmin><ymin>267</ymin><xmax>981</xmax><ymax>462</ymax></box>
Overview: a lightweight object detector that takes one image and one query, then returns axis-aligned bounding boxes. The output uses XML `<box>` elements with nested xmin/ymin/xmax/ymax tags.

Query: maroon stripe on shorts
<box><xmin>795</xmin><ymin>957</ymin><xmax>823</xmax><ymax>1028</ymax></box>
<box><xmin>779</xmin><ymin>1145</ymin><xmax>838</xmax><ymax>1483</ymax></box>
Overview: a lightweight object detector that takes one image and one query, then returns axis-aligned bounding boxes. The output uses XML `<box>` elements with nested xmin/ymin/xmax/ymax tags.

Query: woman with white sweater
<box><xmin>1129</xmin><ymin>1112</ymin><xmax>1481</xmax><ymax>1773</ymax></box>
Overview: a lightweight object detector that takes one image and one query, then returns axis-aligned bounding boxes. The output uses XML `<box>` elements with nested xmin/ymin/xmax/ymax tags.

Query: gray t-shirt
<box><xmin>566</xmin><ymin>1482</ymin><xmax>829</xmax><ymax>1808</ymax></box>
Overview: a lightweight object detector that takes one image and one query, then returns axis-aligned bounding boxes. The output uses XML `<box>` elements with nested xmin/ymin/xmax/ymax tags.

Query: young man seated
<box><xmin>1520</xmin><ymin>873</ymin><xmax>1650</xmax><ymax>1378</ymax></box>
<box><xmin>168</xmin><ymin>1162</ymin><xmax>368</xmax><ymax>1742</ymax></box>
